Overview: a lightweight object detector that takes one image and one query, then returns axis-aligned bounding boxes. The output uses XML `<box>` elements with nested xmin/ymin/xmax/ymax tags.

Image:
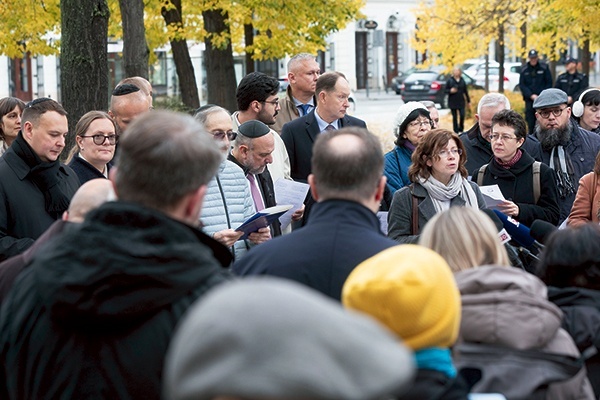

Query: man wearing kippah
<box><xmin>533</xmin><ymin>88</ymin><xmax>600</xmax><ymax>223</ymax></box>
<box><xmin>108</xmin><ymin>83</ymin><xmax>151</xmax><ymax>134</ymax></box>
<box><xmin>228</xmin><ymin>120</ymin><xmax>283</xmax><ymax>237</ymax></box>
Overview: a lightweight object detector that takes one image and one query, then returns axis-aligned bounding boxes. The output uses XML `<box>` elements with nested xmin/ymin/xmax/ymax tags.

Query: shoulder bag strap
<box><xmin>532</xmin><ymin>161</ymin><xmax>541</xmax><ymax>204</ymax></box>
<box><xmin>477</xmin><ymin>164</ymin><xmax>487</xmax><ymax>186</ymax></box>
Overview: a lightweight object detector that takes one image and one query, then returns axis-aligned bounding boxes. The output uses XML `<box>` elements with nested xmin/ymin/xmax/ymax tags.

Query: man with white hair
<box><xmin>461</xmin><ymin>93</ymin><xmax>542</xmax><ymax>174</ymax></box>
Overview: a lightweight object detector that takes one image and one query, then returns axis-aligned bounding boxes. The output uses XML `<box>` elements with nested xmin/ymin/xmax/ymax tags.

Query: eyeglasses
<box><xmin>211</xmin><ymin>130</ymin><xmax>237</xmax><ymax>141</ymax></box>
<box><xmin>437</xmin><ymin>149</ymin><xmax>463</xmax><ymax>158</ymax></box>
<box><xmin>81</xmin><ymin>134</ymin><xmax>118</xmax><ymax>145</ymax></box>
<box><xmin>408</xmin><ymin>119</ymin><xmax>432</xmax><ymax>128</ymax></box>
<box><xmin>262</xmin><ymin>99</ymin><xmax>280</xmax><ymax>106</ymax></box>
<box><xmin>489</xmin><ymin>134</ymin><xmax>519</xmax><ymax>142</ymax></box>
<box><xmin>537</xmin><ymin>107</ymin><xmax>567</xmax><ymax>119</ymax></box>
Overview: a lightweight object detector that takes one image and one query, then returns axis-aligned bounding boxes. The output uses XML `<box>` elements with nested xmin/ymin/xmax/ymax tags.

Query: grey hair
<box><xmin>477</xmin><ymin>93</ymin><xmax>511</xmax><ymax>114</ymax></box>
<box><xmin>193</xmin><ymin>105</ymin><xmax>231</xmax><ymax>126</ymax></box>
<box><xmin>287</xmin><ymin>53</ymin><xmax>317</xmax><ymax>72</ymax></box>
<box><xmin>420</xmin><ymin>101</ymin><xmax>436</xmax><ymax>110</ymax></box>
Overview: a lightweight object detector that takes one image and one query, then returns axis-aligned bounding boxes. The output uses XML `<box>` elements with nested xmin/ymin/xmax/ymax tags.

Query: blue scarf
<box><xmin>414</xmin><ymin>347</ymin><xmax>456</xmax><ymax>378</ymax></box>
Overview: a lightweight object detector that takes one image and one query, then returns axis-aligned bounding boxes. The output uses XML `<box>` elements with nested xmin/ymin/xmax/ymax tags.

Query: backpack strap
<box><xmin>476</xmin><ymin>164</ymin><xmax>488</xmax><ymax>186</ymax></box>
<box><xmin>532</xmin><ymin>161</ymin><xmax>541</xmax><ymax>204</ymax></box>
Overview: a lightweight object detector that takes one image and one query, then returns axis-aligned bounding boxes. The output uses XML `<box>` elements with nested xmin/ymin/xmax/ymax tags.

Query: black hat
<box><xmin>565</xmin><ymin>57</ymin><xmax>578</xmax><ymax>65</ymax></box>
<box><xmin>237</xmin><ymin>120</ymin><xmax>270</xmax><ymax>138</ymax></box>
<box><xmin>528</xmin><ymin>49</ymin><xmax>539</xmax><ymax>58</ymax></box>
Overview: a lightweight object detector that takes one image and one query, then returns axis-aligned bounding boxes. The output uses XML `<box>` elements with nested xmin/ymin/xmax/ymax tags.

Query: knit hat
<box><xmin>393</xmin><ymin>102</ymin><xmax>429</xmax><ymax>138</ymax></box>
<box><xmin>342</xmin><ymin>244</ymin><xmax>461</xmax><ymax>351</ymax></box>
<box><xmin>164</xmin><ymin>278</ymin><xmax>415</xmax><ymax>400</ymax></box>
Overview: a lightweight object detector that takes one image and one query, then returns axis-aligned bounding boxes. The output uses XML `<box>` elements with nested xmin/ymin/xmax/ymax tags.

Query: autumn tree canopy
<box><xmin>412</xmin><ymin>0</ymin><xmax>599</xmax><ymax>90</ymax></box>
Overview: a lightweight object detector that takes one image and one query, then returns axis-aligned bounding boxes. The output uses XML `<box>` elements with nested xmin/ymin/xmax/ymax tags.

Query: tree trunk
<box><xmin>203</xmin><ymin>9</ymin><xmax>238</xmax><ymax>112</ymax></box>
<box><xmin>498</xmin><ymin>24</ymin><xmax>505</xmax><ymax>93</ymax></box>
<box><xmin>161</xmin><ymin>0</ymin><xmax>200</xmax><ymax>110</ymax></box>
<box><xmin>520</xmin><ymin>19</ymin><xmax>527</xmax><ymax>64</ymax></box>
<box><xmin>245</xmin><ymin>23</ymin><xmax>255</xmax><ymax>74</ymax></box>
<box><xmin>119</xmin><ymin>0</ymin><xmax>149</xmax><ymax>78</ymax></box>
<box><xmin>60</xmin><ymin>0</ymin><xmax>109</xmax><ymax>161</ymax></box>
<box><xmin>580</xmin><ymin>39</ymin><xmax>591</xmax><ymax>76</ymax></box>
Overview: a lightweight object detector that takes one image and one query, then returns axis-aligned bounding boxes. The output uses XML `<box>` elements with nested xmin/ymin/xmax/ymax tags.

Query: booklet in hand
<box><xmin>236</xmin><ymin>205</ymin><xmax>293</xmax><ymax>239</ymax></box>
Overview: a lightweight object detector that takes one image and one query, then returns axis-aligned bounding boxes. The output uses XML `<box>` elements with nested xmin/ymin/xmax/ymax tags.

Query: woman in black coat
<box><xmin>472</xmin><ymin>109</ymin><xmax>559</xmax><ymax>226</ymax></box>
<box><xmin>446</xmin><ymin>68</ymin><xmax>470</xmax><ymax>133</ymax></box>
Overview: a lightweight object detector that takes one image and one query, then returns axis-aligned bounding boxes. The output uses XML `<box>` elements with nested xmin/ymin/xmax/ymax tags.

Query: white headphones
<box><xmin>572</xmin><ymin>88</ymin><xmax>600</xmax><ymax>117</ymax></box>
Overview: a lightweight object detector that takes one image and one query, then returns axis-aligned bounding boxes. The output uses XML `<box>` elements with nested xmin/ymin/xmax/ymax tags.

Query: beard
<box><xmin>535</xmin><ymin>122</ymin><xmax>572</xmax><ymax>151</ymax></box>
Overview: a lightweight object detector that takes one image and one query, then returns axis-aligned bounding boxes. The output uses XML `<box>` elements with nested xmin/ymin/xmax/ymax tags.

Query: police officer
<box><xmin>554</xmin><ymin>57</ymin><xmax>588</xmax><ymax>105</ymax></box>
<box><xmin>519</xmin><ymin>49</ymin><xmax>553</xmax><ymax>134</ymax></box>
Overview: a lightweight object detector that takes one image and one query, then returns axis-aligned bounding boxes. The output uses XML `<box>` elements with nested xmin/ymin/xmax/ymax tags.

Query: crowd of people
<box><xmin>0</xmin><ymin>51</ymin><xmax>599</xmax><ymax>399</ymax></box>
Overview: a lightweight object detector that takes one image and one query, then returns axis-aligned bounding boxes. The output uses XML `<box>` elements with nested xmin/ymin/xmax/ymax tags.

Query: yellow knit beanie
<box><xmin>342</xmin><ymin>245</ymin><xmax>461</xmax><ymax>351</ymax></box>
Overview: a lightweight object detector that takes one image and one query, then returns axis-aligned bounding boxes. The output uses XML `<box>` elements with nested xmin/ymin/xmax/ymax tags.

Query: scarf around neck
<box><xmin>549</xmin><ymin>146</ymin><xmax>575</xmax><ymax>198</ymax></box>
<box><xmin>12</xmin><ymin>132</ymin><xmax>71</xmax><ymax>217</ymax></box>
<box><xmin>495</xmin><ymin>149</ymin><xmax>522</xmax><ymax>169</ymax></box>
<box><xmin>418</xmin><ymin>173</ymin><xmax>479</xmax><ymax>213</ymax></box>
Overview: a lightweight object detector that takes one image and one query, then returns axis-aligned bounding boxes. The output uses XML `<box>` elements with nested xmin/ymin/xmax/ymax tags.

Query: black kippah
<box><xmin>237</xmin><ymin>120</ymin><xmax>270</xmax><ymax>138</ymax></box>
<box><xmin>112</xmin><ymin>83</ymin><xmax>141</xmax><ymax>96</ymax></box>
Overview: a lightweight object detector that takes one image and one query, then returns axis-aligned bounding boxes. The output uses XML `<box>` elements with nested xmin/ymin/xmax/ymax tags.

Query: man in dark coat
<box><xmin>520</xmin><ymin>49</ymin><xmax>553</xmax><ymax>134</ymax></box>
<box><xmin>233</xmin><ymin>127</ymin><xmax>395</xmax><ymax>301</ymax></box>
<box><xmin>281</xmin><ymin>71</ymin><xmax>366</xmax><ymax>224</ymax></box>
<box><xmin>532</xmin><ymin>88</ymin><xmax>600</xmax><ymax>223</ymax></box>
<box><xmin>228</xmin><ymin>120</ymin><xmax>281</xmax><ymax>237</ymax></box>
<box><xmin>0</xmin><ymin>179</ymin><xmax>115</xmax><ymax>305</ymax></box>
<box><xmin>461</xmin><ymin>93</ymin><xmax>542</xmax><ymax>175</ymax></box>
<box><xmin>0</xmin><ymin>98</ymin><xmax>80</xmax><ymax>261</ymax></box>
<box><xmin>554</xmin><ymin>57</ymin><xmax>588</xmax><ymax>105</ymax></box>
<box><xmin>0</xmin><ymin>111</ymin><xmax>233</xmax><ymax>400</ymax></box>
<box><xmin>281</xmin><ymin>71</ymin><xmax>367</xmax><ymax>183</ymax></box>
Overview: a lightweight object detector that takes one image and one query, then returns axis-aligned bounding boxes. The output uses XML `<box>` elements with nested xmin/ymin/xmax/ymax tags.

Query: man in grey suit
<box><xmin>281</xmin><ymin>72</ymin><xmax>366</xmax><ymax>224</ymax></box>
<box><xmin>282</xmin><ymin>71</ymin><xmax>367</xmax><ymax>183</ymax></box>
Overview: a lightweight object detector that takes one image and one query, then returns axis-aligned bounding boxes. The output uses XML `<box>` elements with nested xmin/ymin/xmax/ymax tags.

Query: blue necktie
<box><xmin>298</xmin><ymin>104</ymin><xmax>311</xmax><ymax>116</ymax></box>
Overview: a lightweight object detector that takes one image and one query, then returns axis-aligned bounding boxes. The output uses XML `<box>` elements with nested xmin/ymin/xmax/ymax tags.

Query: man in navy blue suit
<box><xmin>281</xmin><ymin>71</ymin><xmax>367</xmax><ymax>183</ymax></box>
<box><xmin>281</xmin><ymin>71</ymin><xmax>366</xmax><ymax>223</ymax></box>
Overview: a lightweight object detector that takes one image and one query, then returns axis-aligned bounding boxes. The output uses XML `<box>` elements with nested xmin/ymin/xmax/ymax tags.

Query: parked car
<box><xmin>462</xmin><ymin>58</ymin><xmax>500</xmax><ymax>77</ymax></box>
<box><xmin>400</xmin><ymin>70</ymin><xmax>482</xmax><ymax>108</ymax></box>
<box><xmin>390</xmin><ymin>67</ymin><xmax>418</xmax><ymax>95</ymax></box>
<box><xmin>473</xmin><ymin>62</ymin><xmax>522</xmax><ymax>92</ymax></box>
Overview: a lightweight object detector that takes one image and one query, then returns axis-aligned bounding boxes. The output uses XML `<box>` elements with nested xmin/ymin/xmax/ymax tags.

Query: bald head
<box><xmin>64</xmin><ymin>179</ymin><xmax>116</xmax><ymax>223</ymax></box>
<box><xmin>310</xmin><ymin>127</ymin><xmax>383</xmax><ymax>203</ymax></box>
<box><xmin>109</xmin><ymin>90</ymin><xmax>150</xmax><ymax>133</ymax></box>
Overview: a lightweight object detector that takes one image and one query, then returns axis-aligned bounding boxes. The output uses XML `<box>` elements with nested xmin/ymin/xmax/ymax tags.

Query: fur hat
<box><xmin>164</xmin><ymin>278</ymin><xmax>415</xmax><ymax>400</ymax></box>
<box><xmin>342</xmin><ymin>244</ymin><xmax>461</xmax><ymax>351</ymax></box>
<box><xmin>393</xmin><ymin>102</ymin><xmax>429</xmax><ymax>138</ymax></box>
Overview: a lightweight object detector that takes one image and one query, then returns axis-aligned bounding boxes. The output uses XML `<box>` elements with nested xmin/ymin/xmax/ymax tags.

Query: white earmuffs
<box><xmin>572</xmin><ymin>88</ymin><xmax>600</xmax><ymax>118</ymax></box>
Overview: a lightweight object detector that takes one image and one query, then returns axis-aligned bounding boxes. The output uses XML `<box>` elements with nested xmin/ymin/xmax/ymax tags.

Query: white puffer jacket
<box><xmin>201</xmin><ymin>160</ymin><xmax>256</xmax><ymax>259</ymax></box>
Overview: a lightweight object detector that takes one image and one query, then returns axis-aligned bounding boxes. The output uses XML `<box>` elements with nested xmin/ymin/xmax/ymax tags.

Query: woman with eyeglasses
<box><xmin>472</xmin><ymin>109</ymin><xmax>559</xmax><ymax>226</ymax></box>
<box><xmin>382</xmin><ymin>102</ymin><xmax>432</xmax><ymax>210</ymax></box>
<box><xmin>0</xmin><ymin>97</ymin><xmax>26</xmax><ymax>156</ymax></box>
<box><xmin>387</xmin><ymin>128</ymin><xmax>486</xmax><ymax>243</ymax></box>
<box><xmin>66</xmin><ymin>111</ymin><xmax>118</xmax><ymax>184</ymax></box>
<box><xmin>194</xmin><ymin>105</ymin><xmax>270</xmax><ymax>260</ymax></box>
